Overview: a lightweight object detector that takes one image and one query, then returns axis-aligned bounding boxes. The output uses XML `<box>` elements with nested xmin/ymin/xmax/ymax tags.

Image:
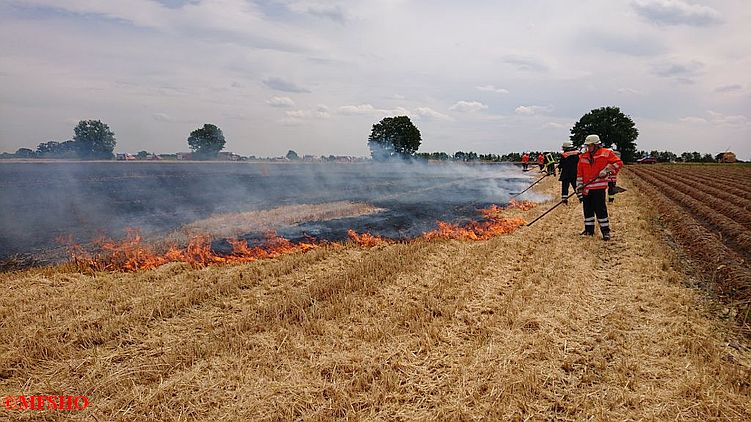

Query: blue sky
<box><xmin>1</xmin><ymin>0</ymin><xmax>749</xmax><ymax>158</ymax></box>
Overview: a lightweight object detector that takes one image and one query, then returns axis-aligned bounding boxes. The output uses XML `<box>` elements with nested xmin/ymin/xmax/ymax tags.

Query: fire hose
<box><xmin>525</xmin><ymin>175</ymin><xmax>606</xmax><ymax>227</ymax></box>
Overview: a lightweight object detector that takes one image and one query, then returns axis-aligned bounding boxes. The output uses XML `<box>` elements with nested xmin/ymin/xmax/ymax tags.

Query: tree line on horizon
<box><xmin>2</xmin><ymin>107</ymin><xmax>740</xmax><ymax>163</ymax></box>
<box><xmin>4</xmin><ymin>121</ymin><xmax>228</xmax><ymax>161</ymax></box>
<box><xmin>366</xmin><ymin>106</ymin><xmax>739</xmax><ymax>163</ymax></box>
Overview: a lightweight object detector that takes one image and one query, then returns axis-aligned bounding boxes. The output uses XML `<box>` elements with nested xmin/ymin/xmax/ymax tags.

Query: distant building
<box><xmin>176</xmin><ymin>152</ymin><xmax>193</xmax><ymax>160</ymax></box>
<box><xmin>720</xmin><ymin>152</ymin><xmax>737</xmax><ymax>163</ymax></box>
<box><xmin>218</xmin><ymin>151</ymin><xmax>242</xmax><ymax>161</ymax></box>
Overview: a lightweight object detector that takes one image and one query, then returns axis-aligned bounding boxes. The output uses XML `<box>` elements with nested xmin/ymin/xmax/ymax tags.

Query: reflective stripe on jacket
<box><xmin>576</xmin><ymin>148</ymin><xmax>623</xmax><ymax>192</ymax></box>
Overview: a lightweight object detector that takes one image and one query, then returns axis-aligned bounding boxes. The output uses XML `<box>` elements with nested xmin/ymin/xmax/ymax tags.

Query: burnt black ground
<box><xmin>0</xmin><ymin>161</ymin><xmax>532</xmax><ymax>261</ymax></box>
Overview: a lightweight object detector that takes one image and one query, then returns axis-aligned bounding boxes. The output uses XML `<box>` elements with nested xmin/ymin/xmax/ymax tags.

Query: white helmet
<box><xmin>584</xmin><ymin>134</ymin><xmax>601</xmax><ymax>145</ymax></box>
<box><xmin>562</xmin><ymin>141</ymin><xmax>573</xmax><ymax>149</ymax></box>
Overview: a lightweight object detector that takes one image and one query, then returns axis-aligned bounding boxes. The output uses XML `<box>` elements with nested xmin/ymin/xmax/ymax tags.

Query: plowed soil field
<box><xmin>627</xmin><ymin>164</ymin><xmax>751</xmax><ymax>319</ymax></box>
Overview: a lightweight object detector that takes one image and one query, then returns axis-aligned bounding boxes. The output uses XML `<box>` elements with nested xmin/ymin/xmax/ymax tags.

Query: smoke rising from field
<box><xmin>0</xmin><ymin>161</ymin><xmax>541</xmax><ymax>261</ymax></box>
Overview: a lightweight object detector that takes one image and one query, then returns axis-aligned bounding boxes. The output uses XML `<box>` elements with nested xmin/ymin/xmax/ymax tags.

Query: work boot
<box><xmin>562</xmin><ymin>198</ymin><xmax>569</xmax><ymax>205</ymax></box>
<box><xmin>602</xmin><ymin>232</ymin><xmax>611</xmax><ymax>241</ymax></box>
<box><xmin>608</xmin><ymin>198</ymin><xmax>614</xmax><ymax>203</ymax></box>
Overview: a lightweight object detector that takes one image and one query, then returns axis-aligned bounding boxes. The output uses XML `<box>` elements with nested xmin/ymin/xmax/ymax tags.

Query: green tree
<box><xmin>74</xmin><ymin>120</ymin><xmax>116</xmax><ymax>159</ymax></box>
<box><xmin>15</xmin><ymin>148</ymin><xmax>35</xmax><ymax>158</ymax></box>
<box><xmin>570</xmin><ymin>106</ymin><xmax>639</xmax><ymax>163</ymax></box>
<box><xmin>367</xmin><ymin>116</ymin><xmax>421</xmax><ymax>160</ymax></box>
<box><xmin>286</xmin><ymin>150</ymin><xmax>300</xmax><ymax>160</ymax></box>
<box><xmin>701</xmin><ymin>153</ymin><xmax>715</xmax><ymax>163</ymax></box>
<box><xmin>188</xmin><ymin>124</ymin><xmax>226</xmax><ymax>159</ymax></box>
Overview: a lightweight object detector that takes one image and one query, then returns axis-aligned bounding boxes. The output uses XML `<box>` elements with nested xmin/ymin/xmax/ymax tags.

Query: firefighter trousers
<box><xmin>561</xmin><ymin>179</ymin><xmax>576</xmax><ymax>201</ymax></box>
<box><xmin>582</xmin><ymin>189</ymin><xmax>609</xmax><ymax>235</ymax></box>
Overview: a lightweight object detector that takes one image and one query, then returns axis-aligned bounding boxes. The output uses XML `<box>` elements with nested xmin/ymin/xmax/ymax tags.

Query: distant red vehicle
<box><xmin>637</xmin><ymin>157</ymin><xmax>657</xmax><ymax>164</ymax></box>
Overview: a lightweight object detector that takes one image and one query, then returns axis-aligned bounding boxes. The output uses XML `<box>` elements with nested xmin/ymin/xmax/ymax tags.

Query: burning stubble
<box><xmin>0</xmin><ymin>160</ymin><xmax>540</xmax><ymax>269</ymax></box>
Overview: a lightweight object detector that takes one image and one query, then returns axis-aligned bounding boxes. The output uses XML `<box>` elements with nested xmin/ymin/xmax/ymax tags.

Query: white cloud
<box><xmin>285</xmin><ymin>1</ymin><xmax>347</xmax><ymax>24</ymax></box>
<box><xmin>338</xmin><ymin>104</ymin><xmax>410</xmax><ymax>116</ymax></box>
<box><xmin>338</xmin><ymin>104</ymin><xmax>379</xmax><ymax>115</ymax></box>
<box><xmin>501</xmin><ymin>54</ymin><xmax>549</xmax><ymax>72</ymax></box>
<box><xmin>514</xmin><ymin>105</ymin><xmax>553</xmax><ymax>115</ymax></box>
<box><xmin>544</xmin><ymin>122</ymin><xmax>568</xmax><ymax>129</ymax></box>
<box><xmin>680</xmin><ymin>111</ymin><xmax>749</xmax><ymax>127</ymax></box>
<box><xmin>414</xmin><ymin>107</ymin><xmax>452</xmax><ymax>121</ymax></box>
<box><xmin>679</xmin><ymin>116</ymin><xmax>708</xmax><ymax>124</ymax></box>
<box><xmin>714</xmin><ymin>84</ymin><xmax>742</xmax><ymax>93</ymax></box>
<box><xmin>262</xmin><ymin>77</ymin><xmax>311</xmax><ymax>93</ymax></box>
<box><xmin>617</xmin><ymin>88</ymin><xmax>645</xmax><ymax>95</ymax></box>
<box><xmin>449</xmin><ymin>101</ymin><xmax>488</xmax><ymax>113</ymax></box>
<box><xmin>266</xmin><ymin>96</ymin><xmax>296</xmax><ymax>108</ymax></box>
<box><xmin>632</xmin><ymin>0</ymin><xmax>723</xmax><ymax>26</ymax></box>
<box><xmin>476</xmin><ymin>85</ymin><xmax>509</xmax><ymax>94</ymax></box>
<box><xmin>706</xmin><ymin>111</ymin><xmax>749</xmax><ymax>126</ymax></box>
<box><xmin>284</xmin><ymin>106</ymin><xmax>330</xmax><ymax>120</ymax></box>
<box><xmin>152</xmin><ymin>112</ymin><xmax>174</xmax><ymax>122</ymax></box>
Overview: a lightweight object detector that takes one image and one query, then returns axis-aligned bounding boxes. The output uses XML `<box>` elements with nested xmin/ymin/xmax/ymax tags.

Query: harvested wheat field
<box><xmin>2</xmin><ymin>173</ymin><xmax>750</xmax><ymax>421</ymax></box>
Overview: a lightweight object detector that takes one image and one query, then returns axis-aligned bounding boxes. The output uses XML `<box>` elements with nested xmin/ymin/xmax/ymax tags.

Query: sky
<box><xmin>1</xmin><ymin>0</ymin><xmax>749</xmax><ymax>159</ymax></box>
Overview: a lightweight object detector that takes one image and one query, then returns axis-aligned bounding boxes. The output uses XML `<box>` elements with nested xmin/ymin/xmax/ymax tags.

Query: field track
<box><xmin>627</xmin><ymin>165</ymin><xmax>751</xmax><ymax>307</ymax></box>
<box><xmin>1</xmin><ymin>173</ymin><xmax>750</xmax><ymax>420</ymax></box>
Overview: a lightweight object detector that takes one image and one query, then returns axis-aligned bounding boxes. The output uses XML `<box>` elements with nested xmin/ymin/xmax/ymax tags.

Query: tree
<box><xmin>286</xmin><ymin>150</ymin><xmax>300</xmax><ymax>160</ymax></box>
<box><xmin>74</xmin><ymin>120</ymin><xmax>116</xmax><ymax>159</ymax></box>
<box><xmin>367</xmin><ymin>116</ymin><xmax>421</xmax><ymax>160</ymax></box>
<box><xmin>15</xmin><ymin>148</ymin><xmax>35</xmax><ymax>158</ymax></box>
<box><xmin>188</xmin><ymin>123</ymin><xmax>226</xmax><ymax>159</ymax></box>
<box><xmin>136</xmin><ymin>151</ymin><xmax>150</xmax><ymax>159</ymax></box>
<box><xmin>570</xmin><ymin>106</ymin><xmax>639</xmax><ymax>163</ymax></box>
<box><xmin>36</xmin><ymin>141</ymin><xmax>60</xmax><ymax>156</ymax></box>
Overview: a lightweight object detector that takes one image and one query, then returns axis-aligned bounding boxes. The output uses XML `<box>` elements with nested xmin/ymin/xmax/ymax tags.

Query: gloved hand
<box><xmin>576</xmin><ymin>191</ymin><xmax>584</xmax><ymax>202</ymax></box>
<box><xmin>599</xmin><ymin>168</ymin><xmax>612</xmax><ymax>178</ymax></box>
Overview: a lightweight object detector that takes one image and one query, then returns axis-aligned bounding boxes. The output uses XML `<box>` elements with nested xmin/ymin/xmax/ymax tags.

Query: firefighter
<box><xmin>558</xmin><ymin>141</ymin><xmax>579</xmax><ymax>204</ymax></box>
<box><xmin>576</xmin><ymin>135</ymin><xmax>623</xmax><ymax>240</ymax></box>
<box><xmin>537</xmin><ymin>153</ymin><xmax>545</xmax><ymax>172</ymax></box>
<box><xmin>545</xmin><ymin>152</ymin><xmax>557</xmax><ymax>176</ymax></box>
<box><xmin>607</xmin><ymin>150</ymin><xmax>622</xmax><ymax>203</ymax></box>
<box><xmin>521</xmin><ymin>152</ymin><xmax>530</xmax><ymax>171</ymax></box>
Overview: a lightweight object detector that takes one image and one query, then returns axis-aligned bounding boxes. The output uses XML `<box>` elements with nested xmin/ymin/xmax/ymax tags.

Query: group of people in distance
<box><xmin>521</xmin><ymin>134</ymin><xmax>623</xmax><ymax>241</ymax></box>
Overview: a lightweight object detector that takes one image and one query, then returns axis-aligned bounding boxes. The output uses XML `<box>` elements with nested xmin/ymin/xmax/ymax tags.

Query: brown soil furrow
<box><xmin>650</xmin><ymin>168</ymin><xmax>751</xmax><ymax>201</ymax></box>
<box><xmin>629</xmin><ymin>168</ymin><xmax>751</xmax><ymax>227</ymax></box>
<box><xmin>627</xmin><ymin>171</ymin><xmax>751</xmax><ymax>301</ymax></box>
<box><xmin>628</xmin><ymin>169</ymin><xmax>751</xmax><ymax>259</ymax></box>
<box><xmin>653</xmin><ymin>170</ymin><xmax>751</xmax><ymax>210</ymax></box>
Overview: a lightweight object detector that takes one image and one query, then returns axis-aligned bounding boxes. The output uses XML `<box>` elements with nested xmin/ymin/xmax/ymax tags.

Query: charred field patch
<box><xmin>0</xmin><ymin>161</ymin><xmax>533</xmax><ymax>266</ymax></box>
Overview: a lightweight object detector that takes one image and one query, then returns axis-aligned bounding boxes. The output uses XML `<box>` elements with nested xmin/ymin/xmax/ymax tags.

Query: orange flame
<box><xmin>67</xmin><ymin>229</ymin><xmax>322</xmax><ymax>272</ymax></box>
<box><xmin>64</xmin><ymin>201</ymin><xmax>534</xmax><ymax>272</ymax></box>
<box><xmin>508</xmin><ymin>199</ymin><xmax>536</xmax><ymax>211</ymax></box>
<box><xmin>347</xmin><ymin>229</ymin><xmax>390</xmax><ymax>247</ymax></box>
<box><xmin>423</xmin><ymin>202</ymin><xmax>531</xmax><ymax>241</ymax></box>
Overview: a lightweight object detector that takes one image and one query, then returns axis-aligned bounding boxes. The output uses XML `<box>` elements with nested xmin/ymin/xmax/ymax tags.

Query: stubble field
<box><xmin>1</xmin><ymin>164</ymin><xmax>750</xmax><ymax>421</ymax></box>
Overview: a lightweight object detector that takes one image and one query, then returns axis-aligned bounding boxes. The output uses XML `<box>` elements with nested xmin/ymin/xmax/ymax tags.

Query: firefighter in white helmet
<box><xmin>576</xmin><ymin>134</ymin><xmax>623</xmax><ymax>240</ymax></box>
